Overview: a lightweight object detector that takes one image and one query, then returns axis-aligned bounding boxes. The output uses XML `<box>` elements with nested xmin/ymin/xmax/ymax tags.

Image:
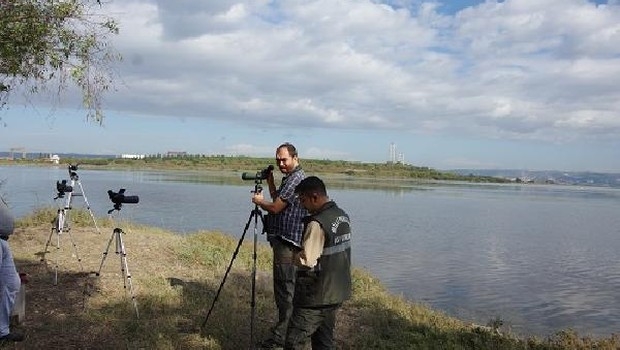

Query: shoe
<box><xmin>256</xmin><ymin>338</ymin><xmax>284</xmax><ymax>349</ymax></box>
<box><xmin>0</xmin><ymin>332</ymin><xmax>24</xmax><ymax>342</ymax></box>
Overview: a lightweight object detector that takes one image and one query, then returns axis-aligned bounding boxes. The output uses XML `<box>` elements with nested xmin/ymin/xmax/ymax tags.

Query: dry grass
<box><xmin>9</xmin><ymin>215</ymin><xmax>279</xmax><ymax>350</ymax></box>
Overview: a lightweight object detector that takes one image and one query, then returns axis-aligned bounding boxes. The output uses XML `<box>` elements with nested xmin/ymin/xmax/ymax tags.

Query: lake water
<box><xmin>2</xmin><ymin>165</ymin><xmax>620</xmax><ymax>338</ymax></box>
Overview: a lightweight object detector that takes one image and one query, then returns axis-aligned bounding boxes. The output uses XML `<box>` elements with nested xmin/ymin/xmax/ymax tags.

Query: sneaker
<box><xmin>0</xmin><ymin>332</ymin><xmax>24</xmax><ymax>342</ymax></box>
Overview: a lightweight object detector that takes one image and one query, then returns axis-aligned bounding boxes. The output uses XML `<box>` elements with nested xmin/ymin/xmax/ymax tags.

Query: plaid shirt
<box><xmin>268</xmin><ymin>166</ymin><xmax>307</xmax><ymax>247</ymax></box>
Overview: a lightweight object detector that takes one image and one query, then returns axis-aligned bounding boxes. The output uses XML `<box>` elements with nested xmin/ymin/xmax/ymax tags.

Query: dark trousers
<box><xmin>284</xmin><ymin>305</ymin><xmax>339</xmax><ymax>350</ymax></box>
<box><xmin>269</xmin><ymin>238</ymin><xmax>298</xmax><ymax>344</ymax></box>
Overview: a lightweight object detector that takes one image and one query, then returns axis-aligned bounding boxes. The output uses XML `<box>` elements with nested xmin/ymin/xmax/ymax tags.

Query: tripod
<box><xmin>96</xmin><ymin>189</ymin><xmax>140</xmax><ymax>318</ymax></box>
<box><xmin>42</xmin><ymin>164</ymin><xmax>102</xmax><ymax>285</ymax></box>
<box><xmin>202</xmin><ymin>179</ymin><xmax>266</xmax><ymax>349</ymax></box>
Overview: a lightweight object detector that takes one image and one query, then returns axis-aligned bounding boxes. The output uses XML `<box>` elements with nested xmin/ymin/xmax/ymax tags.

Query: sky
<box><xmin>2</xmin><ymin>0</ymin><xmax>620</xmax><ymax>173</ymax></box>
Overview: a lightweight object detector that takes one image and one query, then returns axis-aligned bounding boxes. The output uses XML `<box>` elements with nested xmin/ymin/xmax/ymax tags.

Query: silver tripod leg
<box><xmin>116</xmin><ymin>229</ymin><xmax>139</xmax><ymax>318</ymax></box>
<box><xmin>74</xmin><ymin>180</ymin><xmax>102</xmax><ymax>235</ymax></box>
<box><xmin>97</xmin><ymin>228</ymin><xmax>139</xmax><ymax>318</ymax></box>
<box><xmin>42</xmin><ymin>208</ymin><xmax>63</xmax><ymax>261</ymax></box>
<box><xmin>42</xmin><ymin>208</ymin><xmax>83</xmax><ymax>285</ymax></box>
<box><xmin>65</xmin><ymin>227</ymin><xmax>84</xmax><ymax>271</ymax></box>
<box><xmin>41</xmin><ymin>210</ymin><xmax>62</xmax><ymax>285</ymax></box>
<box><xmin>96</xmin><ymin>228</ymin><xmax>117</xmax><ymax>276</ymax></box>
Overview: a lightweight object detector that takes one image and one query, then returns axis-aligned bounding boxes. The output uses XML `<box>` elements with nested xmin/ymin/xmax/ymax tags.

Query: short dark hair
<box><xmin>277</xmin><ymin>142</ymin><xmax>298</xmax><ymax>158</ymax></box>
<box><xmin>295</xmin><ymin>176</ymin><xmax>327</xmax><ymax>196</ymax></box>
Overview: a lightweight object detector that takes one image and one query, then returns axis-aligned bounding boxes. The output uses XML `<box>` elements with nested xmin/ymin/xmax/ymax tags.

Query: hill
<box><xmin>3</xmin><ymin>153</ymin><xmax>512</xmax><ymax>184</ymax></box>
<box><xmin>3</xmin><ymin>152</ymin><xmax>618</xmax><ymax>187</ymax></box>
<box><xmin>452</xmin><ymin>169</ymin><xmax>620</xmax><ymax>188</ymax></box>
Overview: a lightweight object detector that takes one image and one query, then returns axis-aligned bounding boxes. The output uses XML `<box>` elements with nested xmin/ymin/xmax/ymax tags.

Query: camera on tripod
<box><xmin>55</xmin><ymin>180</ymin><xmax>73</xmax><ymax>198</ymax></box>
<box><xmin>68</xmin><ymin>163</ymin><xmax>80</xmax><ymax>180</ymax></box>
<box><xmin>241</xmin><ymin>165</ymin><xmax>274</xmax><ymax>181</ymax></box>
<box><xmin>107</xmin><ymin>189</ymin><xmax>139</xmax><ymax>213</ymax></box>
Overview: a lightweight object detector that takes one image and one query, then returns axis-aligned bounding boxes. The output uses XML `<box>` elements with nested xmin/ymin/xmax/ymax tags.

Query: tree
<box><xmin>0</xmin><ymin>0</ymin><xmax>119</xmax><ymax>124</ymax></box>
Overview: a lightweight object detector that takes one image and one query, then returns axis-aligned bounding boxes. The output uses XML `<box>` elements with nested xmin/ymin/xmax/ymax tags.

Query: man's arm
<box><xmin>295</xmin><ymin>221</ymin><xmax>325</xmax><ymax>269</ymax></box>
<box><xmin>252</xmin><ymin>192</ymin><xmax>288</xmax><ymax>214</ymax></box>
<box><xmin>266</xmin><ymin>172</ymin><xmax>278</xmax><ymax>200</ymax></box>
<box><xmin>252</xmin><ymin>170</ymin><xmax>301</xmax><ymax>214</ymax></box>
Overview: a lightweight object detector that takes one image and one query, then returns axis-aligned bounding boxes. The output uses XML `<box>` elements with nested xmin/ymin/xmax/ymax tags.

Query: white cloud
<box><xmin>82</xmin><ymin>0</ymin><xmax>620</xmax><ymax>168</ymax></box>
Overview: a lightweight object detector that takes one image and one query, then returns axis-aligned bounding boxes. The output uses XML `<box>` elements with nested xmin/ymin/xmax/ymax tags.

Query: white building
<box><xmin>49</xmin><ymin>154</ymin><xmax>60</xmax><ymax>164</ymax></box>
<box><xmin>120</xmin><ymin>154</ymin><xmax>145</xmax><ymax>160</ymax></box>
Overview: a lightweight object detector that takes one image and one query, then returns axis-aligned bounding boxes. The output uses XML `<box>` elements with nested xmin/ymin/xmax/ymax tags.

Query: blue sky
<box><xmin>2</xmin><ymin>0</ymin><xmax>620</xmax><ymax>173</ymax></box>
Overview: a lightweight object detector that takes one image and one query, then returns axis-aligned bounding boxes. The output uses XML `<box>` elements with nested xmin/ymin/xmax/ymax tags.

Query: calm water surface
<box><xmin>2</xmin><ymin>165</ymin><xmax>620</xmax><ymax>338</ymax></box>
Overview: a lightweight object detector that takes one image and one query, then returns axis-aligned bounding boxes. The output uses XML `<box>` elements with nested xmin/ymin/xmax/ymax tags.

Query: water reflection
<box><xmin>144</xmin><ymin>169</ymin><xmax>442</xmax><ymax>194</ymax></box>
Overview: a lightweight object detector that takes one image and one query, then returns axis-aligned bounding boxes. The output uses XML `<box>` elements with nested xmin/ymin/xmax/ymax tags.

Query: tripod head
<box><xmin>68</xmin><ymin>163</ymin><xmax>80</xmax><ymax>181</ymax></box>
<box><xmin>54</xmin><ymin>179</ymin><xmax>73</xmax><ymax>200</ymax></box>
<box><xmin>252</xmin><ymin>183</ymin><xmax>263</xmax><ymax>196</ymax></box>
<box><xmin>107</xmin><ymin>188</ymin><xmax>140</xmax><ymax>214</ymax></box>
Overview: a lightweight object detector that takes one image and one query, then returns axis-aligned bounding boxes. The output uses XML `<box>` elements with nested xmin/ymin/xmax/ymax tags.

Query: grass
<box><xmin>6</xmin><ymin>207</ymin><xmax>620</xmax><ymax>349</ymax></box>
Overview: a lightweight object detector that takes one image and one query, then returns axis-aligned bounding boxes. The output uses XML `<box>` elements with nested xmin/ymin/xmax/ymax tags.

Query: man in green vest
<box><xmin>284</xmin><ymin>176</ymin><xmax>352</xmax><ymax>350</ymax></box>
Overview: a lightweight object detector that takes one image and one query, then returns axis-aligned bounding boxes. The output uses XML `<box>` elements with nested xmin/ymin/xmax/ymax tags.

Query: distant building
<box><xmin>9</xmin><ymin>147</ymin><xmax>26</xmax><ymax>160</ymax></box>
<box><xmin>120</xmin><ymin>154</ymin><xmax>145</xmax><ymax>160</ymax></box>
<box><xmin>166</xmin><ymin>151</ymin><xmax>187</xmax><ymax>157</ymax></box>
<box><xmin>388</xmin><ymin>143</ymin><xmax>405</xmax><ymax>164</ymax></box>
<box><xmin>49</xmin><ymin>154</ymin><xmax>60</xmax><ymax>164</ymax></box>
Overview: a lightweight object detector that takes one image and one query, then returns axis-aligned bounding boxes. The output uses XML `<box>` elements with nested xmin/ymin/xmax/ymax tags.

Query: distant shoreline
<box><xmin>2</xmin><ymin>156</ymin><xmax>619</xmax><ymax>188</ymax></box>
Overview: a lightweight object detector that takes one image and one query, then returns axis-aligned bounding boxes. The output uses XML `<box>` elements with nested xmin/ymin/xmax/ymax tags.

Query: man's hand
<box><xmin>293</xmin><ymin>251</ymin><xmax>307</xmax><ymax>267</ymax></box>
<box><xmin>252</xmin><ymin>191</ymin><xmax>264</xmax><ymax>205</ymax></box>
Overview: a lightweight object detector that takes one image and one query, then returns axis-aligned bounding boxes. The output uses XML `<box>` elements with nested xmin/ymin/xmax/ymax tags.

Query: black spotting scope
<box><xmin>242</xmin><ymin>165</ymin><xmax>274</xmax><ymax>181</ymax></box>
<box><xmin>108</xmin><ymin>189</ymin><xmax>140</xmax><ymax>205</ymax></box>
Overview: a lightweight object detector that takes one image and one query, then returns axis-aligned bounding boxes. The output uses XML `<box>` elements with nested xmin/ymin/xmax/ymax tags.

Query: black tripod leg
<box><xmin>201</xmin><ymin>209</ymin><xmax>258</xmax><ymax>329</ymax></box>
<box><xmin>250</xmin><ymin>208</ymin><xmax>265</xmax><ymax>347</ymax></box>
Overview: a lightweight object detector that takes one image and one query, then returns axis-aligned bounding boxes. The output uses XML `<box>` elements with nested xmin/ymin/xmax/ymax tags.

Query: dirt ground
<box><xmin>6</xmin><ymin>225</ymin><xmax>169</xmax><ymax>349</ymax></box>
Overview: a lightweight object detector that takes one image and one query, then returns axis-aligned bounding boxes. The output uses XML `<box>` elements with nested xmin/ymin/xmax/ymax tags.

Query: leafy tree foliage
<box><xmin>0</xmin><ymin>0</ymin><xmax>119</xmax><ymax>123</ymax></box>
